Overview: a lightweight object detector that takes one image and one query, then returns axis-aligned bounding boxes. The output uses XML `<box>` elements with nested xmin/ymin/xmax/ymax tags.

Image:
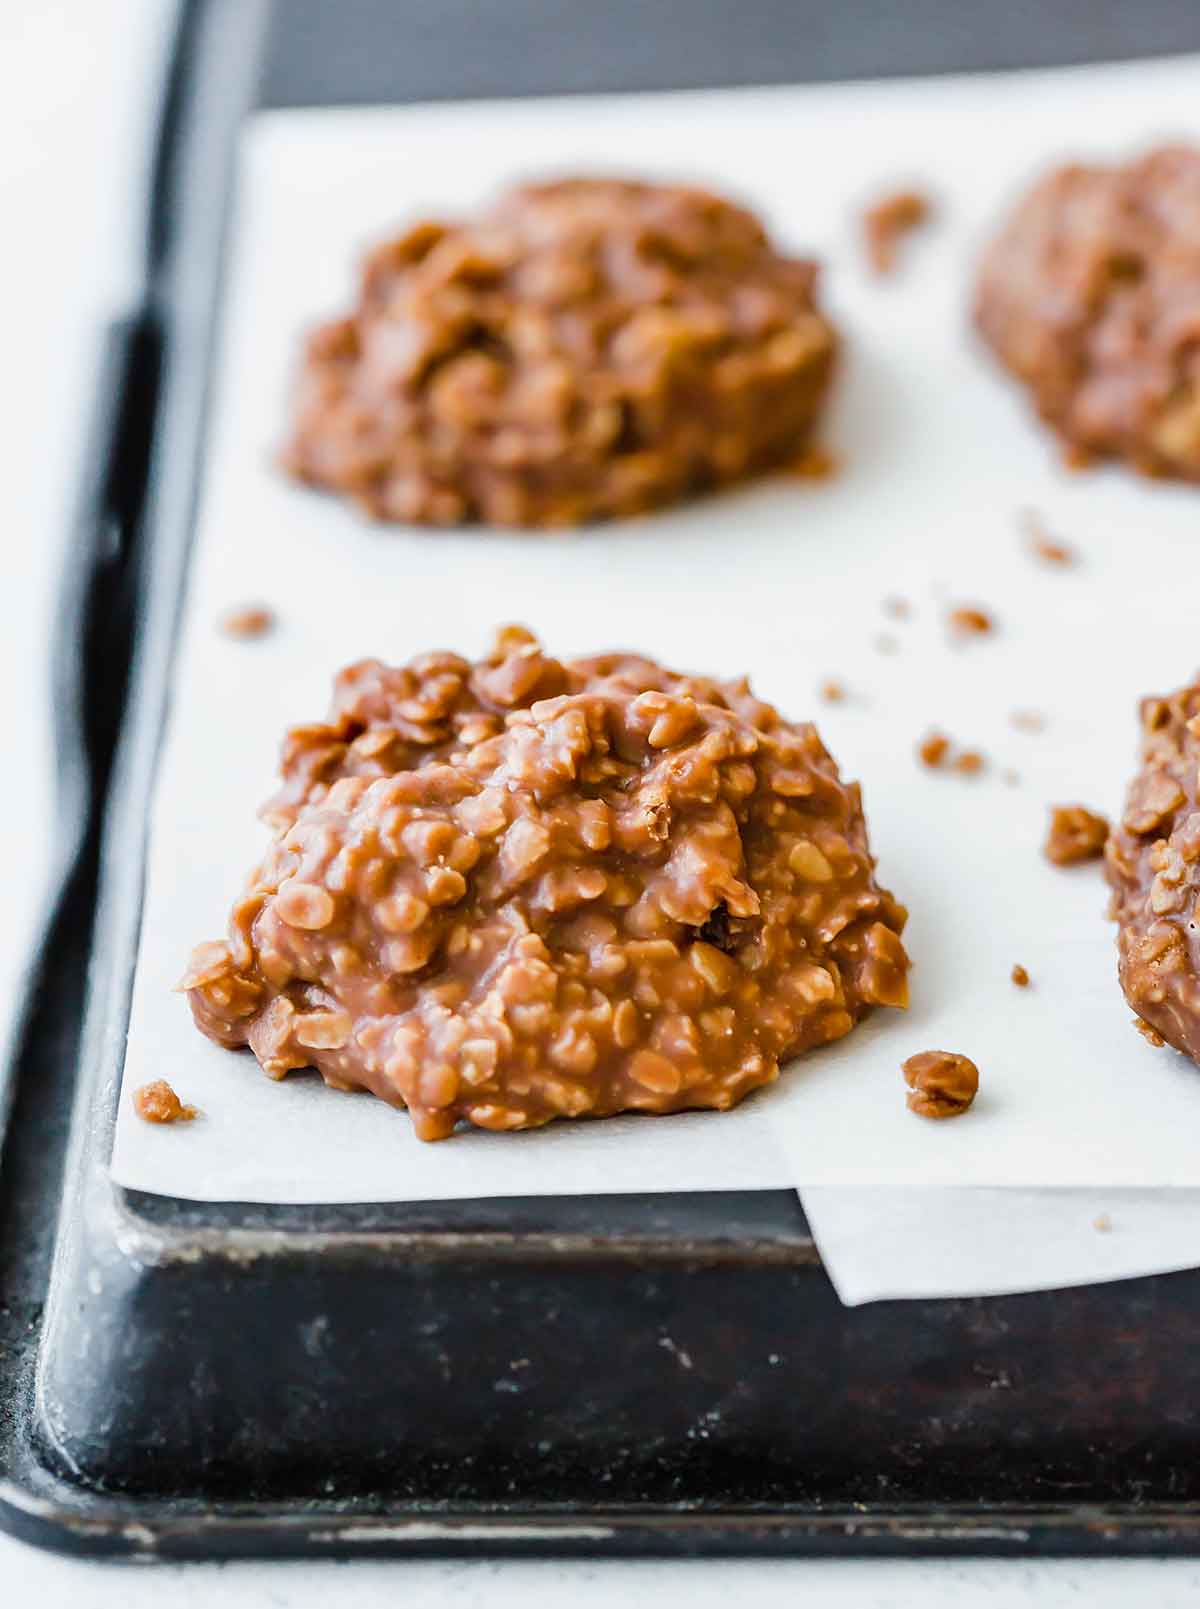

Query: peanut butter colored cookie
<box><xmin>183</xmin><ymin>629</ymin><xmax>909</xmax><ymax>1140</ymax></box>
<box><xmin>1107</xmin><ymin>682</ymin><xmax>1200</xmax><ymax>1061</ymax></box>
<box><xmin>976</xmin><ymin>146</ymin><xmax>1200</xmax><ymax>480</ymax></box>
<box><xmin>282</xmin><ymin>177</ymin><xmax>837</xmax><ymax>527</ymax></box>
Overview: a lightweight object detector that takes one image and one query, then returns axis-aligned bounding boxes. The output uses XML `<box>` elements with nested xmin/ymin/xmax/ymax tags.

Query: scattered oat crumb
<box><xmin>1002</xmin><ymin>768</ymin><xmax>1021</xmax><ymax>787</ymax></box>
<box><xmin>883</xmin><ymin>595</ymin><xmax>912</xmax><ymax>621</ymax></box>
<box><xmin>1011</xmin><ymin>709</ymin><xmax>1046</xmax><ymax>734</ymax></box>
<box><xmin>1093</xmin><ymin>1212</ymin><xmax>1113</xmax><ymax>1233</ymax></box>
<box><xmin>1021</xmin><ymin>509</ymin><xmax>1077</xmax><ymax>566</ymax></box>
<box><xmin>133</xmin><ymin>1079</ymin><xmax>198</xmax><ymax>1124</ymax></box>
<box><xmin>918</xmin><ymin>731</ymin><xmax>988</xmax><ymax>776</ymax></box>
<box><xmin>220</xmin><ymin>603</ymin><xmax>276</xmax><ymax>640</ymax></box>
<box><xmin>948</xmin><ymin>605</ymin><xmax>995</xmax><ymax>638</ymax></box>
<box><xmin>819</xmin><ymin>679</ymin><xmax>847</xmax><ymax>703</ymax></box>
<box><xmin>1133</xmin><ymin>1017</ymin><xmax>1166</xmax><ymax>1048</ymax></box>
<box><xmin>874</xmin><ymin>632</ymin><xmax>899</xmax><ymax>655</ymax></box>
<box><xmin>862</xmin><ymin>189</ymin><xmax>933</xmax><ymax>275</ymax></box>
<box><xmin>1043</xmin><ymin>804</ymin><xmax>1110</xmax><ymax>866</ymax></box>
<box><xmin>918</xmin><ymin>731</ymin><xmax>951</xmax><ymax>768</ymax></box>
<box><xmin>786</xmin><ymin>444</ymin><xmax>839</xmax><ymax>480</ymax></box>
<box><xmin>1011</xmin><ymin>964</ymin><xmax>1030</xmax><ymax>988</ymax></box>
<box><xmin>902</xmin><ymin>1049</ymin><xmax>979</xmax><ymax>1119</ymax></box>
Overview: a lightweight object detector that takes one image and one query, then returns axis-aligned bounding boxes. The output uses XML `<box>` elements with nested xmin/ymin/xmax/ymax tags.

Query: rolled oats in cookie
<box><xmin>183</xmin><ymin>628</ymin><xmax>910</xmax><ymax>1141</ymax></box>
<box><xmin>1106</xmin><ymin>681</ymin><xmax>1200</xmax><ymax>1062</ymax></box>
<box><xmin>282</xmin><ymin>177</ymin><xmax>838</xmax><ymax>528</ymax></box>
<box><xmin>975</xmin><ymin>146</ymin><xmax>1200</xmax><ymax>480</ymax></box>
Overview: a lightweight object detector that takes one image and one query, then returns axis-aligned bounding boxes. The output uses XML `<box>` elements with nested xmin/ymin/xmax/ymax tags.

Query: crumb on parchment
<box><xmin>1044</xmin><ymin>805</ymin><xmax>1109</xmax><ymax>866</ymax></box>
<box><xmin>863</xmin><ymin>189</ymin><xmax>933</xmax><ymax>275</ymax></box>
<box><xmin>220</xmin><ymin>604</ymin><xmax>276</xmax><ymax>640</ymax></box>
<box><xmin>903</xmin><ymin>1050</ymin><xmax>979</xmax><ymax>1119</ymax></box>
<box><xmin>134</xmin><ymin>1080</ymin><xmax>199</xmax><ymax>1124</ymax></box>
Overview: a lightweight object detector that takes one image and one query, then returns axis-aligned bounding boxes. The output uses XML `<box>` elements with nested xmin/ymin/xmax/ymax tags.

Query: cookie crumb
<box><xmin>1011</xmin><ymin>709</ymin><xmax>1046</xmax><ymax>734</ymax></box>
<box><xmin>1021</xmin><ymin>509</ymin><xmax>1077</xmax><ymax>566</ymax></box>
<box><xmin>220</xmin><ymin>604</ymin><xmax>276</xmax><ymax>640</ymax></box>
<box><xmin>874</xmin><ymin>633</ymin><xmax>899</xmax><ymax>655</ymax></box>
<box><xmin>1002</xmin><ymin>768</ymin><xmax>1021</xmax><ymax>787</ymax></box>
<box><xmin>918</xmin><ymin>731</ymin><xmax>950</xmax><ymax>768</ymax></box>
<box><xmin>1011</xmin><ymin>964</ymin><xmax>1030</xmax><ymax>988</ymax></box>
<box><xmin>919</xmin><ymin>731</ymin><xmax>987</xmax><ymax>776</ymax></box>
<box><xmin>883</xmin><ymin>595</ymin><xmax>912</xmax><ymax>621</ymax></box>
<box><xmin>1093</xmin><ymin>1212</ymin><xmax>1113</xmax><ymax>1233</ymax></box>
<box><xmin>948</xmin><ymin>605</ymin><xmax>994</xmax><ymax>638</ymax></box>
<box><xmin>1133</xmin><ymin>1017</ymin><xmax>1166</xmax><ymax>1048</ymax></box>
<box><xmin>133</xmin><ymin>1080</ymin><xmax>198</xmax><ymax>1124</ymax></box>
<box><xmin>819</xmin><ymin>679</ymin><xmax>847</xmax><ymax>703</ymax></box>
<box><xmin>863</xmin><ymin>189</ymin><xmax>932</xmax><ymax>275</ymax></box>
<box><xmin>786</xmin><ymin>444</ymin><xmax>839</xmax><ymax>480</ymax></box>
<box><xmin>1044</xmin><ymin>804</ymin><xmax>1110</xmax><ymax>866</ymax></box>
<box><xmin>902</xmin><ymin>1050</ymin><xmax>979</xmax><ymax>1119</ymax></box>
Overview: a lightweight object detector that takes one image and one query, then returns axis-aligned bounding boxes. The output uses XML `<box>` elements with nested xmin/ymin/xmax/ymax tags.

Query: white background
<box><xmin>5</xmin><ymin>0</ymin><xmax>1200</xmax><ymax>1598</ymax></box>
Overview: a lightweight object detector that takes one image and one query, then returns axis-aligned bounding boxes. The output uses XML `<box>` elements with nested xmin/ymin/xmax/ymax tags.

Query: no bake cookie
<box><xmin>282</xmin><ymin>177</ymin><xmax>837</xmax><ymax>527</ymax></box>
<box><xmin>1106</xmin><ymin>681</ymin><xmax>1200</xmax><ymax>1060</ymax></box>
<box><xmin>976</xmin><ymin>146</ymin><xmax>1200</xmax><ymax>479</ymax></box>
<box><xmin>183</xmin><ymin>629</ymin><xmax>909</xmax><ymax>1139</ymax></box>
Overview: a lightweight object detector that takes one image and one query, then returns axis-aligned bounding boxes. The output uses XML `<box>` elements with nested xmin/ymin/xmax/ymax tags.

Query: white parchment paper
<box><xmin>114</xmin><ymin>56</ymin><xmax>1200</xmax><ymax>1216</ymax></box>
<box><xmin>802</xmin><ymin>1189</ymin><xmax>1200</xmax><ymax>1305</ymax></box>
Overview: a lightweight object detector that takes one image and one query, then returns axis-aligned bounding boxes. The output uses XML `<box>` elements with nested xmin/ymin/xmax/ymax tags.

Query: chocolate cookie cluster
<box><xmin>185</xmin><ymin>629</ymin><xmax>909</xmax><ymax>1139</ymax></box>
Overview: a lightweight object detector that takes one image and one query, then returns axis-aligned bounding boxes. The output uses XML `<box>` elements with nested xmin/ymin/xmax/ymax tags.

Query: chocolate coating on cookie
<box><xmin>282</xmin><ymin>178</ymin><xmax>837</xmax><ymax>528</ymax></box>
<box><xmin>976</xmin><ymin>146</ymin><xmax>1200</xmax><ymax>479</ymax></box>
<box><xmin>183</xmin><ymin>629</ymin><xmax>909</xmax><ymax>1140</ymax></box>
<box><xmin>1106</xmin><ymin>682</ymin><xmax>1200</xmax><ymax>1059</ymax></box>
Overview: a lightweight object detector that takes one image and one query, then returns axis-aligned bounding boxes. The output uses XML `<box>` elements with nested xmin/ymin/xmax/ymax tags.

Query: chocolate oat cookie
<box><xmin>1106</xmin><ymin>681</ymin><xmax>1200</xmax><ymax>1061</ymax></box>
<box><xmin>282</xmin><ymin>178</ymin><xmax>838</xmax><ymax>528</ymax></box>
<box><xmin>976</xmin><ymin>146</ymin><xmax>1200</xmax><ymax>480</ymax></box>
<box><xmin>183</xmin><ymin>628</ymin><xmax>909</xmax><ymax>1140</ymax></box>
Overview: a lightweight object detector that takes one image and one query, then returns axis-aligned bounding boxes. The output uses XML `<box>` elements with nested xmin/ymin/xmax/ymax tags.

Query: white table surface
<box><xmin>4</xmin><ymin>2</ymin><xmax>1200</xmax><ymax>1600</ymax></box>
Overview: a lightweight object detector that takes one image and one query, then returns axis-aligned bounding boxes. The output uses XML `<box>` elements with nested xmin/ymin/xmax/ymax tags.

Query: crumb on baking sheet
<box><xmin>1011</xmin><ymin>709</ymin><xmax>1046</xmax><ymax>733</ymax></box>
<box><xmin>874</xmin><ymin>632</ymin><xmax>899</xmax><ymax>655</ymax></box>
<box><xmin>1011</xmin><ymin>964</ymin><xmax>1030</xmax><ymax>987</ymax></box>
<box><xmin>819</xmin><ymin>679</ymin><xmax>847</xmax><ymax>703</ymax></box>
<box><xmin>918</xmin><ymin>731</ymin><xmax>950</xmax><ymax>768</ymax></box>
<box><xmin>883</xmin><ymin>595</ymin><xmax>912</xmax><ymax>621</ymax></box>
<box><xmin>1002</xmin><ymin>768</ymin><xmax>1021</xmax><ymax>787</ymax></box>
<box><xmin>1093</xmin><ymin>1212</ymin><xmax>1113</xmax><ymax>1233</ymax></box>
<box><xmin>1133</xmin><ymin>1017</ymin><xmax>1166</xmax><ymax>1048</ymax></box>
<box><xmin>220</xmin><ymin>604</ymin><xmax>276</xmax><ymax>640</ymax></box>
<box><xmin>133</xmin><ymin>1079</ymin><xmax>198</xmax><ymax>1124</ymax></box>
<box><xmin>1044</xmin><ymin>804</ymin><xmax>1110</xmax><ymax>866</ymax></box>
<box><xmin>918</xmin><ymin>731</ymin><xmax>987</xmax><ymax>776</ymax></box>
<box><xmin>948</xmin><ymin>605</ymin><xmax>995</xmax><ymax>638</ymax></box>
<box><xmin>862</xmin><ymin>189</ymin><xmax>933</xmax><ymax>275</ymax></box>
<box><xmin>902</xmin><ymin>1050</ymin><xmax>979</xmax><ymax>1119</ymax></box>
<box><xmin>1021</xmin><ymin>508</ymin><xmax>1077</xmax><ymax>566</ymax></box>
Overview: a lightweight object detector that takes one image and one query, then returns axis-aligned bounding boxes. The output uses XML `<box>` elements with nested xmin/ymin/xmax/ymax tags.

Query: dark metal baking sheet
<box><xmin>6</xmin><ymin>0</ymin><xmax>1200</xmax><ymax>1561</ymax></box>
